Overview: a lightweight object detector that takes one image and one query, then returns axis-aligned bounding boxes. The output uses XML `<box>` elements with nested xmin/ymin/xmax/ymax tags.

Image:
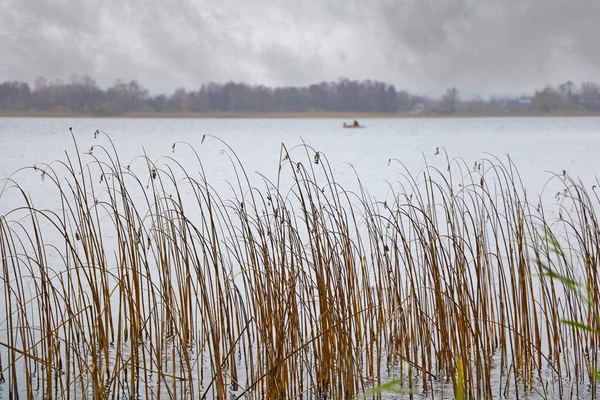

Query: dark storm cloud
<box><xmin>2</xmin><ymin>0</ymin><xmax>103</xmax><ymax>79</ymax></box>
<box><xmin>378</xmin><ymin>0</ymin><xmax>600</xmax><ymax>95</ymax></box>
<box><xmin>1</xmin><ymin>0</ymin><xmax>599</xmax><ymax>96</ymax></box>
<box><xmin>0</xmin><ymin>0</ymin><xmax>257</xmax><ymax>93</ymax></box>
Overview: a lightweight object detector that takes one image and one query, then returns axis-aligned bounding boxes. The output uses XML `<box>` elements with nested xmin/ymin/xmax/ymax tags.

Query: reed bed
<box><xmin>0</xmin><ymin>130</ymin><xmax>598</xmax><ymax>399</ymax></box>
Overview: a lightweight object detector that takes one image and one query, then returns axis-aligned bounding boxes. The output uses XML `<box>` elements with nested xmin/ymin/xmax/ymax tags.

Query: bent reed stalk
<box><xmin>0</xmin><ymin>130</ymin><xmax>598</xmax><ymax>399</ymax></box>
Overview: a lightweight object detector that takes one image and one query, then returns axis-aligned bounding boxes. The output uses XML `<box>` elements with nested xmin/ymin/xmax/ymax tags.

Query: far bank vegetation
<box><xmin>0</xmin><ymin>76</ymin><xmax>599</xmax><ymax>116</ymax></box>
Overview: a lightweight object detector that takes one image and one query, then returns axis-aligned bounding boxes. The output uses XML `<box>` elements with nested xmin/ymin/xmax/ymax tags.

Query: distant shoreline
<box><xmin>1</xmin><ymin>110</ymin><xmax>600</xmax><ymax>119</ymax></box>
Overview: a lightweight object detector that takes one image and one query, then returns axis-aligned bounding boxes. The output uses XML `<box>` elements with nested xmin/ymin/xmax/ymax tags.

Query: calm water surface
<box><xmin>1</xmin><ymin>116</ymin><xmax>599</xmax><ymax>399</ymax></box>
<box><xmin>1</xmin><ymin>116</ymin><xmax>599</xmax><ymax>206</ymax></box>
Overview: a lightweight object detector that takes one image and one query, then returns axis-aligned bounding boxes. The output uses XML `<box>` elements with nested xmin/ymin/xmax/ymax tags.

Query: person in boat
<box><xmin>343</xmin><ymin>120</ymin><xmax>361</xmax><ymax>128</ymax></box>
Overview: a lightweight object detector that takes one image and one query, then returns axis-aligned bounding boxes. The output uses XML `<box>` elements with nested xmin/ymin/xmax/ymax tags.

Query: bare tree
<box><xmin>442</xmin><ymin>87</ymin><xmax>459</xmax><ymax>113</ymax></box>
<box><xmin>531</xmin><ymin>86</ymin><xmax>562</xmax><ymax>112</ymax></box>
<box><xmin>559</xmin><ymin>80</ymin><xmax>575</xmax><ymax>108</ymax></box>
<box><xmin>581</xmin><ymin>82</ymin><xmax>600</xmax><ymax>111</ymax></box>
<box><xmin>34</xmin><ymin>76</ymin><xmax>47</xmax><ymax>91</ymax></box>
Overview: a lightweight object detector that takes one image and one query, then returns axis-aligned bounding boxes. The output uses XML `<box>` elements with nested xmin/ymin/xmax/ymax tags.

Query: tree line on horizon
<box><xmin>1</xmin><ymin>75</ymin><xmax>599</xmax><ymax>115</ymax></box>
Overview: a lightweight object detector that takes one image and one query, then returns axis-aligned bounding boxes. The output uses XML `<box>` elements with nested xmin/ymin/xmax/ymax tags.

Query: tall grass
<box><xmin>0</xmin><ymin>130</ymin><xmax>598</xmax><ymax>399</ymax></box>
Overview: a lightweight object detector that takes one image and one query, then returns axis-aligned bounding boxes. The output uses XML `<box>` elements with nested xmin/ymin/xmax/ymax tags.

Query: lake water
<box><xmin>1</xmin><ymin>116</ymin><xmax>599</xmax><ymax>208</ymax></box>
<box><xmin>1</xmin><ymin>116</ymin><xmax>600</xmax><ymax>399</ymax></box>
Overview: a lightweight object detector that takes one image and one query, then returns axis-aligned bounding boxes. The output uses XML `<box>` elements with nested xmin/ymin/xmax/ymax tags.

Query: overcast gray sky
<box><xmin>1</xmin><ymin>0</ymin><xmax>599</xmax><ymax>97</ymax></box>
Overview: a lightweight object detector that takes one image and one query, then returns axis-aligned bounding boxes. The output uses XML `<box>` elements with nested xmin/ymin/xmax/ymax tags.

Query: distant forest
<box><xmin>1</xmin><ymin>75</ymin><xmax>600</xmax><ymax>115</ymax></box>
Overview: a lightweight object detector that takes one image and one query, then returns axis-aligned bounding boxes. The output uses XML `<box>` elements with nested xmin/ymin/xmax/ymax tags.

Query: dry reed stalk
<box><xmin>0</xmin><ymin>132</ymin><xmax>599</xmax><ymax>399</ymax></box>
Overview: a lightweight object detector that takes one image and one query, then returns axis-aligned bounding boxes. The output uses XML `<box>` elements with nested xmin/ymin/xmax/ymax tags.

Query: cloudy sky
<box><xmin>1</xmin><ymin>0</ymin><xmax>599</xmax><ymax>97</ymax></box>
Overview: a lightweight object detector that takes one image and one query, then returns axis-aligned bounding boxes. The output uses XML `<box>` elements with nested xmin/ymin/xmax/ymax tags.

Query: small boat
<box><xmin>343</xmin><ymin>121</ymin><xmax>365</xmax><ymax>128</ymax></box>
